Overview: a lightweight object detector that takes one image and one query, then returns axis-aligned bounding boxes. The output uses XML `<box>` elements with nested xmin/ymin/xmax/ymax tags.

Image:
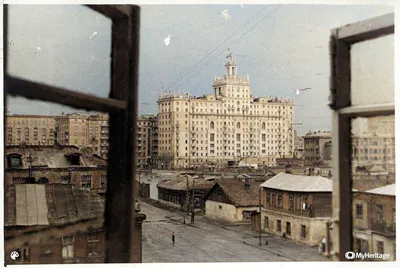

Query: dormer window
<box><xmin>65</xmin><ymin>153</ymin><xmax>81</xmax><ymax>165</ymax></box>
<box><xmin>7</xmin><ymin>154</ymin><xmax>22</xmax><ymax>168</ymax></box>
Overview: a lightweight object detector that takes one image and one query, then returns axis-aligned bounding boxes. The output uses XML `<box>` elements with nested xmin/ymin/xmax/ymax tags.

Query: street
<box><xmin>141</xmin><ymin>201</ymin><xmax>329</xmax><ymax>262</ymax></box>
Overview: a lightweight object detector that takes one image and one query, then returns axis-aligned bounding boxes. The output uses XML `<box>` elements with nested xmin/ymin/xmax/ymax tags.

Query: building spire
<box><xmin>225</xmin><ymin>48</ymin><xmax>237</xmax><ymax>76</ymax></box>
<box><xmin>226</xmin><ymin>48</ymin><xmax>233</xmax><ymax>63</ymax></box>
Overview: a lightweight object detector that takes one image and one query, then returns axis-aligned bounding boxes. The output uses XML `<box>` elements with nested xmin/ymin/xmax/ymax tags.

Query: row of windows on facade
<box><xmin>160</xmin><ymin>145</ymin><xmax>285</xmax><ymax>152</ymax></box>
<box><xmin>160</xmin><ymin>109</ymin><xmax>291</xmax><ymax>116</ymax></box>
<box><xmin>12</xmin><ymin>175</ymin><xmax>107</xmax><ymax>188</ymax></box>
<box><xmin>353</xmin><ymin>148</ymin><xmax>393</xmax><ymax>155</ymax></box>
<box><xmin>159</xmin><ymin>139</ymin><xmax>287</xmax><ymax>145</ymax></box>
<box><xmin>353</xmin><ymin>138</ymin><xmax>395</xmax><ymax>146</ymax></box>
<box><xmin>354</xmin><ymin>238</ymin><xmax>387</xmax><ymax>255</ymax></box>
<box><xmin>160</xmin><ymin>100</ymin><xmax>293</xmax><ymax>106</ymax></box>
<box><xmin>264</xmin><ymin>217</ymin><xmax>307</xmax><ymax>239</ymax></box>
<box><xmin>166</xmin><ymin>150</ymin><xmax>283</xmax><ymax>157</ymax></box>
<box><xmin>14</xmin><ymin>234</ymin><xmax>100</xmax><ymax>262</ymax></box>
<box><xmin>355</xmin><ymin>204</ymin><xmax>395</xmax><ymax>223</ymax></box>
<box><xmin>159</xmin><ymin>128</ymin><xmax>287</xmax><ymax>134</ymax></box>
<box><xmin>266</xmin><ymin>192</ymin><xmax>309</xmax><ymax>211</ymax></box>
<box><xmin>160</xmin><ymin>132</ymin><xmax>287</xmax><ymax>139</ymax></box>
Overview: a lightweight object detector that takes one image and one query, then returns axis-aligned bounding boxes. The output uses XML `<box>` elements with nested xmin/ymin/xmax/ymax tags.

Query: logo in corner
<box><xmin>345</xmin><ymin>251</ymin><xmax>356</xmax><ymax>260</ymax></box>
<box><xmin>10</xmin><ymin>251</ymin><xmax>19</xmax><ymax>261</ymax></box>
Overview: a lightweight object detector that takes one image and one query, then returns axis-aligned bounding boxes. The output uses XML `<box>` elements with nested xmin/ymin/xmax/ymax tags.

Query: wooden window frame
<box><xmin>329</xmin><ymin>13</ymin><xmax>394</xmax><ymax>261</ymax></box>
<box><xmin>4</xmin><ymin>5</ymin><xmax>141</xmax><ymax>263</ymax></box>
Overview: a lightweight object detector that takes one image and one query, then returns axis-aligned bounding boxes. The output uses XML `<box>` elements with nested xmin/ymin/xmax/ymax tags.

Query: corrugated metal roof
<box><xmin>365</xmin><ymin>184</ymin><xmax>395</xmax><ymax>196</ymax></box>
<box><xmin>15</xmin><ymin>184</ymin><xmax>49</xmax><ymax>226</ymax></box>
<box><xmin>260</xmin><ymin>172</ymin><xmax>332</xmax><ymax>192</ymax></box>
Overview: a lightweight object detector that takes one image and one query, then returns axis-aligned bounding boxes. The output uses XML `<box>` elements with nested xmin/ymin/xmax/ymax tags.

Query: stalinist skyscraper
<box><xmin>157</xmin><ymin>52</ymin><xmax>294</xmax><ymax>168</ymax></box>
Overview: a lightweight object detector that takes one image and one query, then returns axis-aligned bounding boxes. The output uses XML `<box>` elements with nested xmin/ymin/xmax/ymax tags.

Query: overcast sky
<box><xmin>5</xmin><ymin>4</ymin><xmax>394</xmax><ymax>135</ymax></box>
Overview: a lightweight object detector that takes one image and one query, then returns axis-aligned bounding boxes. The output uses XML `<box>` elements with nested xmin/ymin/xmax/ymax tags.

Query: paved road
<box><xmin>141</xmin><ymin>201</ymin><xmax>329</xmax><ymax>262</ymax></box>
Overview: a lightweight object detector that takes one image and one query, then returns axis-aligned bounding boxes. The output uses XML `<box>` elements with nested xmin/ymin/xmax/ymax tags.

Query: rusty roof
<box><xmin>205</xmin><ymin>179</ymin><xmax>262</xmax><ymax>207</ymax></box>
<box><xmin>156</xmin><ymin>175</ymin><xmax>215</xmax><ymax>191</ymax></box>
<box><xmin>5</xmin><ymin>145</ymin><xmax>106</xmax><ymax>169</ymax></box>
<box><xmin>5</xmin><ymin>184</ymin><xmax>104</xmax><ymax>227</ymax></box>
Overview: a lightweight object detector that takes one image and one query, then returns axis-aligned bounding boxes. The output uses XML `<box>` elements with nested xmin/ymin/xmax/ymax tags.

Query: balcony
<box><xmin>371</xmin><ymin>221</ymin><xmax>396</xmax><ymax>235</ymax></box>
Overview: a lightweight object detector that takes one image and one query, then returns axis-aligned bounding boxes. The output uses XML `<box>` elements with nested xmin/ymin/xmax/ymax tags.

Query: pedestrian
<box><xmin>321</xmin><ymin>236</ymin><xmax>326</xmax><ymax>254</ymax></box>
<box><xmin>172</xmin><ymin>232</ymin><xmax>175</xmax><ymax>246</ymax></box>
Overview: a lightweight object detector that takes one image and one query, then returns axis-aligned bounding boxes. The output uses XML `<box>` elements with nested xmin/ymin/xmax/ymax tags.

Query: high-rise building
<box><xmin>136</xmin><ymin>114</ymin><xmax>158</xmax><ymax>168</ymax></box>
<box><xmin>157</xmin><ymin>54</ymin><xmax>294</xmax><ymax>168</ymax></box>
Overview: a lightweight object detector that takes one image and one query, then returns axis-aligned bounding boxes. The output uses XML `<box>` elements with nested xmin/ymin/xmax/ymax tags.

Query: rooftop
<box><xmin>5</xmin><ymin>184</ymin><xmax>104</xmax><ymax>227</ymax></box>
<box><xmin>205</xmin><ymin>179</ymin><xmax>262</xmax><ymax>207</ymax></box>
<box><xmin>260</xmin><ymin>172</ymin><xmax>333</xmax><ymax>192</ymax></box>
<box><xmin>156</xmin><ymin>175</ymin><xmax>215</xmax><ymax>191</ymax></box>
<box><xmin>304</xmin><ymin>131</ymin><xmax>332</xmax><ymax>138</ymax></box>
<box><xmin>365</xmin><ymin>184</ymin><xmax>395</xmax><ymax>196</ymax></box>
<box><xmin>5</xmin><ymin>145</ymin><xmax>107</xmax><ymax>169</ymax></box>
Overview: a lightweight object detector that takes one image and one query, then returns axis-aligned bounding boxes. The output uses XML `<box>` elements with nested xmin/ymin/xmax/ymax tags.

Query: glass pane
<box><xmin>5</xmin><ymin>99</ymin><xmax>108</xmax><ymax>264</ymax></box>
<box><xmin>351</xmin><ymin>115</ymin><xmax>395</xmax><ymax>261</ymax></box>
<box><xmin>350</xmin><ymin>34</ymin><xmax>394</xmax><ymax>106</ymax></box>
<box><xmin>7</xmin><ymin>5</ymin><xmax>111</xmax><ymax>98</ymax></box>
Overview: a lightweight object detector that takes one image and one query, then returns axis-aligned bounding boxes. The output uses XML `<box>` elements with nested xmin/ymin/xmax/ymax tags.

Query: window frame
<box><xmin>4</xmin><ymin>5</ymin><xmax>142</xmax><ymax>263</ymax></box>
<box><xmin>355</xmin><ymin>204</ymin><xmax>363</xmax><ymax>220</ymax></box>
<box><xmin>301</xmin><ymin>224</ymin><xmax>307</xmax><ymax>239</ymax></box>
<box><xmin>329</xmin><ymin>13</ymin><xmax>394</xmax><ymax>261</ymax></box>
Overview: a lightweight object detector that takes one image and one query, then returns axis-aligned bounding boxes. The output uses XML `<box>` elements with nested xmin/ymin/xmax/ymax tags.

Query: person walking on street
<box><xmin>321</xmin><ymin>236</ymin><xmax>327</xmax><ymax>254</ymax></box>
<box><xmin>172</xmin><ymin>232</ymin><xmax>175</xmax><ymax>246</ymax></box>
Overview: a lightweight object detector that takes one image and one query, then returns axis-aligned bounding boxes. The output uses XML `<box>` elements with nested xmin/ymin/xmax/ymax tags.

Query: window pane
<box><xmin>351</xmin><ymin>115</ymin><xmax>395</xmax><ymax>260</ymax></box>
<box><xmin>7</xmin><ymin>5</ymin><xmax>111</xmax><ymax>98</ymax></box>
<box><xmin>350</xmin><ymin>34</ymin><xmax>394</xmax><ymax>106</ymax></box>
<box><xmin>5</xmin><ymin>99</ymin><xmax>108</xmax><ymax>263</ymax></box>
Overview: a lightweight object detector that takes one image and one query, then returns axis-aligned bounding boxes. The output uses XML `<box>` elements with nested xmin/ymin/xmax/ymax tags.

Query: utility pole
<box><xmin>192</xmin><ymin>178</ymin><xmax>195</xmax><ymax>223</ymax></box>
<box><xmin>259</xmin><ymin>187</ymin><xmax>262</xmax><ymax>246</ymax></box>
<box><xmin>186</xmin><ymin>176</ymin><xmax>190</xmax><ymax>215</ymax></box>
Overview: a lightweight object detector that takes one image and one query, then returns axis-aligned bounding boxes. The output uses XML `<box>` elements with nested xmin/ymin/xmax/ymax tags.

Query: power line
<box><xmin>164</xmin><ymin>5</ymin><xmax>270</xmax><ymax>92</ymax></box>
<box><xmin>174</xmin><ymin>5</ymin><xmax>282</xmax><ymax>90</ymax></box>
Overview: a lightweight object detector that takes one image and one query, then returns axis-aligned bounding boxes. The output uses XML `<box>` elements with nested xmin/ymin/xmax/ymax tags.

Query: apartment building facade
<box><xmin>351</xmin><ymin>115</ymin><xmax>395</xmax><ymax>174</ymax></box>
<box><xmin>352</xmin><ymin>184</ymin><xmax>396</xmax><ymax>261</ymax></box>
<box><xmin>303</xmin><ymin>131</ymin><xmax>332</xmax><ymax>166</ymax></box>
<box><xmin>157</xmin><ymin>54</ymin><xmax>294</xmax><ymax>169</ymax></box>
<box><xmin>136</xmin><ymin>114</ymin><xmax>158</xmax><ymax>168</ymax></box>
<box><xmin>55</xmin><ymin>113</ymin><xmax>109</xmax><ymax>158</ymax></box>
<box><xmin>6</xmin><ymin>114</ymin><xmax>59</xmax><ymax>146</ymax></box>
<box><xmin>293</xmin><ymin>130</ymin><xmax>304</xmax><ymax>159</ymax></box>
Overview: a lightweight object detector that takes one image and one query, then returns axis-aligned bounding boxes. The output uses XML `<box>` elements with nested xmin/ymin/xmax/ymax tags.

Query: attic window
<box><xmin>66</xmin><ymin>153</ymin><xmax>80</xmax><ymax>165</ymax></box>
<box><xmin>7</xmin><ymin>154</ymin><xmax>22</xmax><ymax>168</ymax></box>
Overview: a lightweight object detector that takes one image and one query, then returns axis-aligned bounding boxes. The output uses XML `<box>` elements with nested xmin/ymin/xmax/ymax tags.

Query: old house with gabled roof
<box><xmin>204</xmin><ymin>178</ymin><xmax>261</xmax><ymax>223</ymax></box>
<box><xmin>156</xmin><ymin>174</ymin><xmax>215</xmax><ymax>211</ymax></box>
<box><xmin>260</xmin><ymin>173</ymin><xmax>333</xmax><ymax>246</ymax></box>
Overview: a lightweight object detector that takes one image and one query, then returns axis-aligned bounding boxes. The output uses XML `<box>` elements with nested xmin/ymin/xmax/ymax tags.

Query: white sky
<box><xmin>4</xmin><ymin>3</ymin><xmax>395</xmax><ymax>135</ymax></box>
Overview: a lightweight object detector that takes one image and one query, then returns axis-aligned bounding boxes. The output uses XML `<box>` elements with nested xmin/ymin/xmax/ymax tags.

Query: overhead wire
<box><xmin>164</xmin><ymin>5</ymin><xmax>271</xmax><ymax>92</ymax></box>
<box><xmin>173</xmin><ymin>5</ymin><xmax>282</xmax><ymax>90</ymax></box>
